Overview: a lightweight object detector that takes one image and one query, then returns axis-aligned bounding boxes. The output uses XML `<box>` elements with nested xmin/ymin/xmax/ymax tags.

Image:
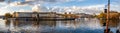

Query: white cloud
<box><xmin>18</xmin><ymin>9</ymin><xmax>32</xmax><ymax>12</ymax></box>
<box><xmin>0</xmin><ymin>4</ymin><xmax>32</xmax><ymax>15</ymax></box>
<box><xmin>25</xmin><ymin>0</ymin><xmax>34</xmax><ymax>1</ymax></box>
<box><xmin>0</xmin><ymin>6</ymin><xmax>13</xmax><ymax>15</ymax></box>
<box><xmin>110</xmin><ymin>4</ymin><xmax>120</xmax><ymax>12</ymax></box>
<box><xmin>0</xmin><ymin>0</ymin><xmax>120</xmax><ymax>15</ymax></box>
<box><xmin>0</xmin><ymin>2</ymin><xmax>7</xmax><ymax>7</ymax></box>
<box><xmin>110</xmin><ymin>0</ymin><xmax>120</xmax><ymax>12</ymax></box>
<box><xmin>7</xmin><ymin>0</ymin><xmax>85</xmax><ymax>6</ymax></box>
<box><xmin>9</xmin><ymin>2</ymin><xmax>21</xmax><ymax>6</ymax></box>
<box><xmin>32</xmin><ymin>5</ymin><xmax>40</xmax><ymax>12</ymax></box>
<box><xmin>81</xmin><ymin>4</ymin><xmax>105</xmax><ymax>10</ymax></box>
<box><xmin>49</xmin><ymin>4</ymin><xmax>105</xmax><ymax>14</ymax></box>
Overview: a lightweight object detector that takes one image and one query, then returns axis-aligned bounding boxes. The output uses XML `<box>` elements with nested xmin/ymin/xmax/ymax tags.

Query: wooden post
<box><xmin>106</xmin><ymin>0</ymin><xmax>110</xmax><ymax>33</ymax></box>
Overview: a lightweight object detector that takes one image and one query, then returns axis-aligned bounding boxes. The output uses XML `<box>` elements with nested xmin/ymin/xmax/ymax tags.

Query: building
<box><xmin>11</xmin><ymin>12</ymin><xmax>76</xmax><ymax>20</ymax></box>
<box><xmin>12</xmin><ymin>12</ymin><xmax>59</xmax><ymax>18</ymax></box>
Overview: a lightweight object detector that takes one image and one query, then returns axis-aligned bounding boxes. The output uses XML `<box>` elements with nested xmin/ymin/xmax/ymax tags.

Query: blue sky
<box><xmin>45</xmin><ymin>0</ymin><xmax>107</xmax><ymax>7</ymax></box>
<box><xmin>0</xmin><ymin>0</ymin><xmax>120</xmax><ymax>15</ymax></box>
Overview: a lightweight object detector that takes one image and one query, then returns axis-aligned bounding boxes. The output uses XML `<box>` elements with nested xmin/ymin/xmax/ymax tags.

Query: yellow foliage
<box><xmin>97</xmin><ymin>12</ymin><xmax>120</xmax><ymax>19</ymax></box>
<box><xmin>97</xmin><ymin>12</ymin><xmax>106</xmax><ymax>18</ymax></box>
<box><xmin>5</xmin><ymin>13</ymin><xmax>12</xmax><ymax>18</ymax></box>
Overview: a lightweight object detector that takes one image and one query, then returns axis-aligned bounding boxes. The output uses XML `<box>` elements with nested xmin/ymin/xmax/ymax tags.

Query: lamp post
<box><xmin>106</xmin><ymin>0</ymin><xmax>110</xmax><ymax>33</ymax></box>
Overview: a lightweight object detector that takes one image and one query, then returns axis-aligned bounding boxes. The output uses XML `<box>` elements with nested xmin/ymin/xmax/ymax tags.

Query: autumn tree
<box><xmin>5</xmin><ymin>13</ymin><xmax>12</xmax><ymax>18</ymax></box>
<box><xmin>97</xmin><ymin>12</ymin><xmax>120</xmax><ymax>19</ymax></box>
<box><xmin>97</xmin><ymin>12</ymin><xmax>106</xmax><ymax>18</ymax></box>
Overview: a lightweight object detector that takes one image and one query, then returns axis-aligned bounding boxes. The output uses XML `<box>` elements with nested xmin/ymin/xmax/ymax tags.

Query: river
<box><xmin>0</xmin><ymin>18</ymin><xmax>119</xmax><ymax>33</ymax></box>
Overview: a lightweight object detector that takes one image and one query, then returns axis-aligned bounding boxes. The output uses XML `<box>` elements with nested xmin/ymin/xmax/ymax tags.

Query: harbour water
<box><xmin>0</xmin><ymin>18</ymin><xmax>119</xmax><ymax>33</ymax></box>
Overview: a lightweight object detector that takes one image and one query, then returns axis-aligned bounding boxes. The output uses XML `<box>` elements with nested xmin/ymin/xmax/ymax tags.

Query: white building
<box><xmin>12</xmin><ymin>12</ymin><xmax>58</xmax><ymax>18</ymax></box>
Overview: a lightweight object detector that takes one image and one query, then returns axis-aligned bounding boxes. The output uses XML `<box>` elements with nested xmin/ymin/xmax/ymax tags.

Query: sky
<box><xmin>0</xmin><ymin>0</ymin><xmax>120</xmax><ymax>15</ymax></box>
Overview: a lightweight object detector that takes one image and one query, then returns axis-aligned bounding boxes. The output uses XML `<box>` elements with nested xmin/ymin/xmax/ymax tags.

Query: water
<box><xmin>0</xmin><ymin>18</ymin><xmax>119</xmax><ymax>33</ymax></box>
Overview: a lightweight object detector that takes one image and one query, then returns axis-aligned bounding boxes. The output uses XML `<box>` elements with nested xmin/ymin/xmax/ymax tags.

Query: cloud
<box><xmin>110</xmin><ymin>0</ymin><xmax>120</xmax><ymax>12</ymax></box>
<box><xmin>0</xmin><ymin>0</ymin><xmax>86</xmax><ymax>14</ymax></box>
<box><xmin>1</xmin><ymin>0</ymin><xmax>120</xmax><ymax>15</ymax></box>
<box><xmin>110</xmin><ymin>4</ymin><xmax>120</xmax><ymax>12</ymax></box>
<box><xmin>0</xmin><ymin>4</ymin><xmax>32</xmax><ymax>15</ymax></box>
<box><xmin>0</xmin><ymin>0</ymin><xmax>5</xmax><ymax>2</ymax></box>
<box><xmin>9</xmin><ymin>2</ymin><xmax>22</xmax><ymax>6</ymax></box>
<box><xmin>48</xmin><ymin>4</ymin><xmax>105</xmax><ymax>14</ymax></box>
<box><xmin>24</xmin><ymin>0</ymin><xmax>84</xmax><ymax>3</ymax></box>
<box><xmin>32</xmin><ymin>5</ymin><xmax>49</xmax><ymax>12</ymax></box>
<box><xmin>7</xmin><ymin>0</ymin><xmax>85</xmax><ymax>5</ymax></box>
<box><xmin>18</xmin><ymin>9</ymin><xmax>32</xmax><ymax>12</ymax></box>
<box><xmin>81</xmin><ymin>4</ymin><xmax>105</xmax><ymax>11</ymax></box>
<box><xmin>32</xmin><ymin>5</ymin><xmax>40</xmax><ymax>12</ymax></box>
<box><xmin>0</xmin><ymin>6</ymin><xmax>13</xmax><ymax>15</ymax></box>
<box><xmin>0</xmin><ymin>2</ymin><xmax>7</xmax><ymax>8</ymax></box>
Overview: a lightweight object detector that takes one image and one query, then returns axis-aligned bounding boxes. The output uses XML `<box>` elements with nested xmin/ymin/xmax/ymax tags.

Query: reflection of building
<box><xmin>57</xmin><ymin>20</ymin><xmax>80</xmax><ymax>29</ymax></box>
<box><xmin>8</xmin><ymin>20</ymin><xmax>57</xmax><ymax>27</ymax></box>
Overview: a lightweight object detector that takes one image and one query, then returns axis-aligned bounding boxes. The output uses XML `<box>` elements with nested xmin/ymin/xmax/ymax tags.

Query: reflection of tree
<box><xmin>100</xmin><ymin>19</ymin><xmax>119</xmax><ymax>27</ymax></box>
<box><xmin>5</xmin><ymin>20</ymin><xmax>80</xmax><ymax>29</ymax></box>
<box><xmin>11</xmin><ymin>20</ymin><xmax>33</xmax><ymax>27</ymax></box>
<box><xmin>61</xmin><ymin>20</ymin><xmax>80</xmax><ymax>29</ymax></box>
<box><xmin>38</xmin><ymin>21</ymin><xmax>57</xmax><ymax>27</ymax></box>
<box><xmin>13</xmin><ymin>20</ymin><xmax>19</xmax><ymax>27</ymax></box>
<box><xmin>63</xmin><ymin>20</ymin><xmax>77</xmax><ymax>25</ymax></box>
<box><xmin>9</xmin><ymin>20</ymin><xmax>57</xmax><ymax>27</ymax></box>
<box><xmin>5</xmin><ymin>20</ymin><xmax>10</xmax><ymax>27</ymax></box>
<box><xmin>32</xmin><ymin>21</ymin><xmax>40</xmax><ymax>27</ymax></box>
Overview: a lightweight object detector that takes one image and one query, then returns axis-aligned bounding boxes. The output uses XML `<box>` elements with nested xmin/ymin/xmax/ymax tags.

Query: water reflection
<box><xmin>1</xmin><ymin>18</ymin><xmax>120</xmax><ymax>33</ymax></box>
<box><xmin>100</xmin><ymin>19</ymin><xmax>120</xmax><ymax>33</ymax></box>
<box><xmin>100</xmin><ymin>19</ymin><xmax>119</xmax><ymax>27</ymax></box>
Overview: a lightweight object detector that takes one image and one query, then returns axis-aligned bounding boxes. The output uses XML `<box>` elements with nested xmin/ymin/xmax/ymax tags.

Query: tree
<box><xmin>109</xmin><ymin>13</ymin><xmax>119</xmax><ymax>19</ymax></box>
<box><xmin>97</xmin><ymin>12</ymin><xmax>106</xmax><ymax>18</ymax></box>
<box><xmin>97</xmin><ymin>12</ymin><xmax>120</xmax><ymax>19</ymax></box>
<box><xmin>5</xmin><ymin>13</ymin><xmax>12</xmax><ymax>18</ymax></box>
